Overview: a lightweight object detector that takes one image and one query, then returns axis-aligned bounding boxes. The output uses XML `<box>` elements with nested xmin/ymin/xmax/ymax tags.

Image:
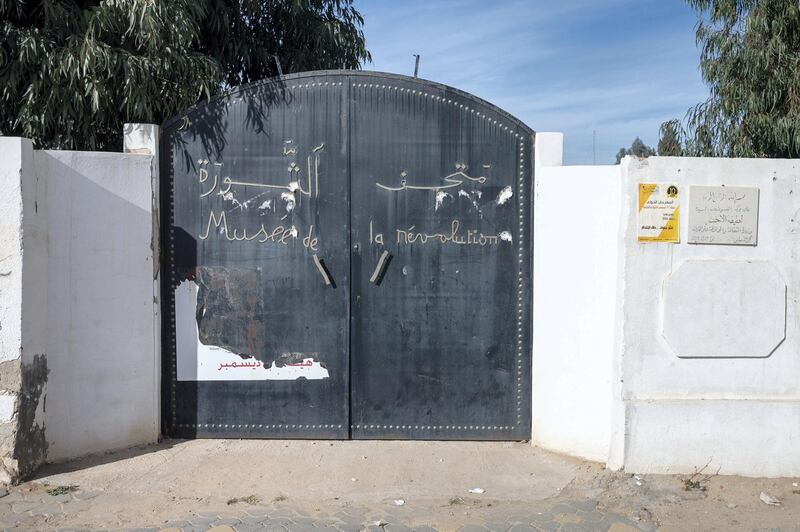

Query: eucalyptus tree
<box><xmin>658</xmin><ymin>120</ymin><xmax>683</xmax><ymax>156</ymax></box>
<box><xmin>1</xmin><ymin>0</ymin><xmax>370</xmax><ymax>151</ymax></box>
<box><xmin>615</xmin><ymin>137</ymin><xmax>656</xmax><ymax>164</ymax></box>
<box><xmin>661</xmin><ymin>0</ymin><xmax>800</xmax><ymax>157</ymax></box>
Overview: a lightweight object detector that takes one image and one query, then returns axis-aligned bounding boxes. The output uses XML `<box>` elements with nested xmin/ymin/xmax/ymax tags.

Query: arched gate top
<box><xmin>162</xmin><ymin>70</ymin><xmax>535</xmax><ymax>139</ymax></box>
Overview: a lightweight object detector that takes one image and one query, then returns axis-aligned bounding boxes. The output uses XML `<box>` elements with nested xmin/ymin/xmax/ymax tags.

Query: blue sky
<box><xmin>355</xmin><ymin>0</ymin><xmax>709</xmax><ymax>164</ymax></box>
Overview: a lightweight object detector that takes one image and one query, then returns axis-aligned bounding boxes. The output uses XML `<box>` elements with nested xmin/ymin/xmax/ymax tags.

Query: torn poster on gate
<box><xmin>174</xmin><ymin>280</ymin><xmax>329</xmax><ymax>381</ymax></box>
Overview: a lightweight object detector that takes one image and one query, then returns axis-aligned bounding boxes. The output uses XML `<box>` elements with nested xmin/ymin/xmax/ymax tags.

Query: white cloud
<box><xmin>357</xmin><ymin>0</ymin><xmax>708</xmax><ymax>164</ymax></box>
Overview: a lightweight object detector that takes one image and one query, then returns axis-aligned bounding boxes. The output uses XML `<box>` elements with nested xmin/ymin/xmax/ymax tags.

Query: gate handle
<box><xmin>312</xmin><ymin>255</ymin><xmax>336</xmax><ymax>288</ymax></box>
<box><xmin>369</xmin><ymin>250</ymin><xmax>393</xmax><ymax>286</ymax></box>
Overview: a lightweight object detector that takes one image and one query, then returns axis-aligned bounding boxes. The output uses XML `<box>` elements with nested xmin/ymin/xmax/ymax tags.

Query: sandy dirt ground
<box><xmin>3</xmin><ymin>439</ymin><xmax>799</xmax><ymax>531</ymax></box>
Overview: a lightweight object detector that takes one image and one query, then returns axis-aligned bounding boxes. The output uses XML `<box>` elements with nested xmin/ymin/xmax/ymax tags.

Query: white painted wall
<box><xmin>4</xmin><ymin>126</ymin><xmax>799</xmax><ymax>477</ymax></box>
<box><xmin>533</xmin><ymin>137</ymin><xmax>800</xmax><ymax>477</ymax></box>
<box><xmin>0</xmin><ymin>138</ymin><xmax>29</xmax><ymax>483</ymax></box>
<box><xmin>616</xmin><ymin>156</ymin><xmax>800</xmax><ymax>477</ymax></box>
<box><xmin>531</xmin><ymin>134</ymin><xmax>621</xmax><ymax>462</ymax></box>
<box><xmin>20</xmin><ymin>140</ymin><xmax>48</xmax><ymax>373</ymax></box>
<box><xmin>19</xmin><ymin>136</ymin><xmax>49</xmax><ymax>477</ymax></box>
<box><xmin>37</xmin><ymin>147</ymin><xmax>160</xmax><ymax>462</ymax></box>
<box><xmin>0</xmin><ymin>137</ymin><xmax>50</xmax><ymax>480</ymax></box>
<box><xmin>0</xmin><ymin>138</ymin><xmax>28</xmax><ymax>365</ymax></box>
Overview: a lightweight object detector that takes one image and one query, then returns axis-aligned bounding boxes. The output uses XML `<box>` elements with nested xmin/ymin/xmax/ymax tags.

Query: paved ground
<box><xmin>0</xmin><ymin>486</ymin><xmax>648</xmax><ymax>532</ymax></box>
<box><xmin>0</xmin><ymin>439</ymin><xmax>798</xmax><ymax>531</ymax></box>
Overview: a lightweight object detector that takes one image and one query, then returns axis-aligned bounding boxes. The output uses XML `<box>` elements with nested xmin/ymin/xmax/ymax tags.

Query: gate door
<box><xmin>162</xmin><ymin>74</ymin><xmax>351</xmax><ymax>438</ymax></box>
<box><xmin>349</xmin><ymin>74</ymin><xmax>532</xmax><ymax>440</ymax></box>
<box><xmin>161</xmin><ymin>71</ymin><xmax>532</xmax><ymax>440</ymax></box>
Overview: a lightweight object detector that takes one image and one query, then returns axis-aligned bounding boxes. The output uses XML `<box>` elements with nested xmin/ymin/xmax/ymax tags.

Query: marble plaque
<box><xmin>688</xmin><ymin>186</ymin><xmax>759</xmax><ymax>245</ymax></box>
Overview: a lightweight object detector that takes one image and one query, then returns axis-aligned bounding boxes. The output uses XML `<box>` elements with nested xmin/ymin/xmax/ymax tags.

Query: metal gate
<box><xmin>161</xmin><ymin>71</ymin><xmax>532</xmax><ymax>440</ymax></box>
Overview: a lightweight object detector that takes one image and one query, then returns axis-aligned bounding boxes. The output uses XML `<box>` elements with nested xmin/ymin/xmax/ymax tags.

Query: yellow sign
<box><xmin>638</xmin><ymin>183</ymin><xmax>679</xmax><ymax>243</ymax></box>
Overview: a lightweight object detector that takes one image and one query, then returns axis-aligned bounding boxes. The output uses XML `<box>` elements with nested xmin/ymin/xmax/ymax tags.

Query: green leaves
<box><xmin>0</xmin><ymin>0</ymin><xmax>370</xmax><ymax>150</ymax></box>
<box><xmin>615</xmin><ymin>137</ymin><xmax>656</xmax><ymax>164</ymax></box>
<box><xmin>662</xmin><ymin>0</ymin><xmax>800</xmax><ymax>158</ymax></box>
<box><xmin>658</xmin><ymin>120</ymin><xmax>683</xmax><ymax>156</ymax></box>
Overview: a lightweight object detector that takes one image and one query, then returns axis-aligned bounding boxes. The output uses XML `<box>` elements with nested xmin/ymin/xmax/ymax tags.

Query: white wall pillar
<box><xmin>124</xmin><ymin>123</ymin><xmax>162</xmax><ymax>440</ymax></box>
<box><xmin>534</xmin><ymin>133</ymin><xmax>564</xmax><ymax>170</ymax></box>
<box><xmin>531</xmin><ymin>132</ymin><xmax>624</xmax><ymax>463</ymax></box>
<box><xmin>0</xmin><ymin>137</ymin><xmax>48</xmax><ymax>483</ymax></box>
<box><xmin>123</xmin><ymin>123</ymin><xmax>159</xmax><ymax>156</ymax></box>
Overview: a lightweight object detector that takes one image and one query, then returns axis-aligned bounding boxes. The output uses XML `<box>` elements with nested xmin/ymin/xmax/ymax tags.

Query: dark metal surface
<box><xmin>349</xmin><ymin>76</ymin><xmax>532</xmax><ymax>440</ymax></box>
<box><xmin>161</xmin><ymin>74</ymin><xmax>351</xmax><ymax>438</ymax></box>
<box><xmin>161</xmin><ymin>71</ymin><xmax>533</xmax><ymax>440</ymax></box>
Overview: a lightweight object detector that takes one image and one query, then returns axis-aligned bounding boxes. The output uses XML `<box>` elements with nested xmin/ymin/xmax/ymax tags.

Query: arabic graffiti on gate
<box><xmin>192</xmin><ymin>144</ymin><xmax>515</xmax><ymax>253</ymax></box>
